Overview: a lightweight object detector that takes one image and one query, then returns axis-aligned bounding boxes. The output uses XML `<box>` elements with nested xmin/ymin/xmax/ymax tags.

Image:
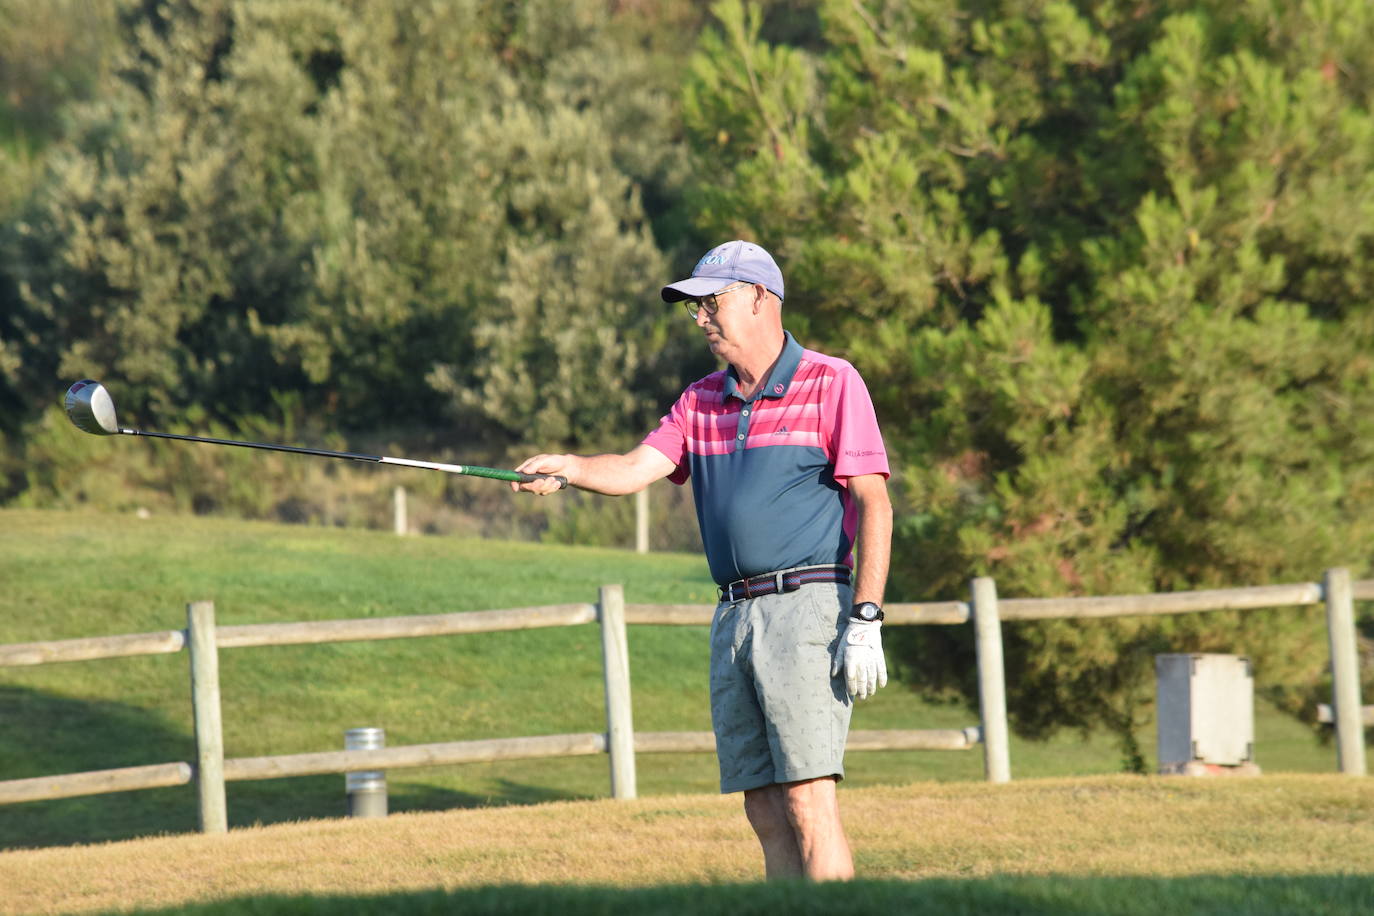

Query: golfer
<box><xmin>514</xmin><ymin>240</ymin><xmax>891</xmax><ymax>881</ymax></box>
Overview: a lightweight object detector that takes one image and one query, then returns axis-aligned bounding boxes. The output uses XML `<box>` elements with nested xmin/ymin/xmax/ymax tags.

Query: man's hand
<box><xmin>511</xmin><ymin>454</ymin><xmax>578</xmax><ymax>495</ymax></box>
<box><xmin>511</xmin><ymin>446</ymin><xmax>677</xmax><ymax>497</ymax></box>
<box><xmin>831</xmin><ymin>618</ymin><xmax>888</xmax><ymax>701</ymax></box>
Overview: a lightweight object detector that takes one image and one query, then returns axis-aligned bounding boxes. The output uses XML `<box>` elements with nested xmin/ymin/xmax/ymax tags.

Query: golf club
<box><xmin>63</xmin><ymin>379</ymin><xmax>567</xmax><ymax>488</ymax></box>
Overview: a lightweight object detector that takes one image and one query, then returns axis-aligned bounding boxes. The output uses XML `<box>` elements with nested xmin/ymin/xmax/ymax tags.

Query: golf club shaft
<box><xmin>117</xmin><ymin>429</ymin><xmax>566</xmax><ymax>487</ymax></box>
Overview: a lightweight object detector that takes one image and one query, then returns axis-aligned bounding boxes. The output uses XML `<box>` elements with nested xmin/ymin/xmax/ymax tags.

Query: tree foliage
<box><xmin>1</xmin><ymin>0</ymin><xmax>690</xmax><ymax>448</ymax></box>
<box><xmin>682</xmin><ymin>0</ymin><xmax>1374</xmax><ymax>758</ymax></box>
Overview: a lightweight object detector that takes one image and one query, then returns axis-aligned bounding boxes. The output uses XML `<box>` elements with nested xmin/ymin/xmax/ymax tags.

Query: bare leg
<box><xmin>744</xmin><ymin>785</ymin><xmax>804</xmax><ymax>878</ymax></box>
<box><xmin>743</xmin><ymin>777</ymin><xmax>853</xmax><ymax>881</ymax></box>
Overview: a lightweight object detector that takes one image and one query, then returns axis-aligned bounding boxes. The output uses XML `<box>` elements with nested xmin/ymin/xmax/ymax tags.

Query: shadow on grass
<box><xmin>121</xmin><ymin>875</ymin><xmax>1374</xmax><ymax>916</ymax></box>
<box><xmin>0</xmin><ymin>685</ymin><xmax>197</xmax><ymax>850</ymax></box>
<box><xmin>227</xmin><ymin>778</ymin><xmax>594</xmax><ymax>830</ymax></box>
<box><xmin>0</xmin><ymin>686</ymin><xmax>591</xmax><ymax>849</ymax></box>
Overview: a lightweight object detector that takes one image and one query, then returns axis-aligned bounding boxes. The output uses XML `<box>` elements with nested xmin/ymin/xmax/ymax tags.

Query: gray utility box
<box><xmin>1156</xmin><ymin>654</ymin><xmax>1255</xmax><ymax>767</ymax></box>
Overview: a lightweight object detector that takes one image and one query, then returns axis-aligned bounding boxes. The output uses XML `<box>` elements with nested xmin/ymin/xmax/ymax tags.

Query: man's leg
<box><xmin>743</xmin><ymin>784</ymin><xmax>803</xmax><ymax>878</ymax></box>
<box><xmin>743</xmin><ymin>777</ymin><xmax>853</xmax><ymax>881</ymax></box>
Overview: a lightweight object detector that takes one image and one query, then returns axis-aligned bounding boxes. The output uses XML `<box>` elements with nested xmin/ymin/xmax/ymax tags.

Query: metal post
<box><xmin>1323</xmin><ymin>568</ymin><xmax>1367</xmax><ymax>775</ymax></box>
<box><xmin>971</xmin><ymin>577</ymin><xmax>1012</xmax><ymax>783</ymax></box>
<box><xmin>187</xmin><ymin>600</ymin><xmax>228</xmax><ymax>833</ymax></box>
<box><xmin>345</xmin><ymin>727</ymin><xmax>388</xmax><ymax>817</ymax></box>
<box><xmin>598</xmin><ymin>584</ymin><xmax>637</xmax><ymax>799</ymax></box>
<box><xmin>393</xmin><ymin>486</ymin><xmax>407</xmax><ymax>535</ymax></box>
<box><xmin>634</xmin><ymin>488</ymin><xmax>649</xmax><ymax>554</ymax></box>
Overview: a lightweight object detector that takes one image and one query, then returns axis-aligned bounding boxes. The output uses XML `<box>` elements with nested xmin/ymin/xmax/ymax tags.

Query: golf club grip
<box><xmin>453</xmin><ymin>465</ymin><xmax>567</xmax><ymax>489</ymax></box>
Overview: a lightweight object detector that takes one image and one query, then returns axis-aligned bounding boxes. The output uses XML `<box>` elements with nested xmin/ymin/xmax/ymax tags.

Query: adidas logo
<box><xmin>773</xmin><ymin>426</ymin><xmax>790</xmax><ymax>436</ymax></box>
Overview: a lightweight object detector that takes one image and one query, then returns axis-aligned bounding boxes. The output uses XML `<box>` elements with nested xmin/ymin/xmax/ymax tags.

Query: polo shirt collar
<box><xmin>724</xmin><ymin>331</ymin><xmax>805</xmax><ymax>402</ymax></box>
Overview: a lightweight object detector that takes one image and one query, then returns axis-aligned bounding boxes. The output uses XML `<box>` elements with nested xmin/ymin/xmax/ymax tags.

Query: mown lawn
<box><xmin>2</xmin><ymin>776</ymin><xmax>1371</xmax><ymax>915</ymax></box>
<box><xmin>0</xmin><ymin>508</ymin><xmax>1343</xmax><ymax>850</ymax></box>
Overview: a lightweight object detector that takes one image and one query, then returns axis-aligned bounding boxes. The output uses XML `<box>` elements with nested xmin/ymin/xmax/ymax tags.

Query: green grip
<box><xmin>464</xmin><ymin>465</ymin><xmax>568</xmax><ymax>489</ymax></box>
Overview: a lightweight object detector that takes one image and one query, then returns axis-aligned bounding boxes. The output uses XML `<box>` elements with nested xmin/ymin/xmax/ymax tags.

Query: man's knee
<box><xmin>780</xmin><ymin>777</ymin><xmax>841</xmax><ymax>831</ymax></box>
<box><xmin>743</xmin><ymin>786</ymin><xmax>790</xmax><ymax>838</ymax></box>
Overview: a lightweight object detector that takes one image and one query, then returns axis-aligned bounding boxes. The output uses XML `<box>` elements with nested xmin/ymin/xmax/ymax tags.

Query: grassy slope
<box><xmin>0</xmin><ymin>508</ymin><xmax>1344</xmax><ymax>851</ymax></box>
<box><xmin>2</xmin><ymin>776</ymin><xmax>1372</xmax><ymax>916</ymax></box>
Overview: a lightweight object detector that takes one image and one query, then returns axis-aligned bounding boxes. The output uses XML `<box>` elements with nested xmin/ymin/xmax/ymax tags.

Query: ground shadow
<box><xmin>108</xmin><ymin>875</ymin><xmax>1374</xmax><ymax>916</ymax></box>
<box><xmin>225</xmin><ymin>777</ymin><xmax>594</xmax><ymax>830</ymax></box>
<box><xmin>0</xmin><ymin>686</ymin><xmax>593</xmax><ymax>849</ymax></box>
<box><xmin>0</xmin><ymin>685</ymin><xmax>198</xmax><ymax>849</ymax></box>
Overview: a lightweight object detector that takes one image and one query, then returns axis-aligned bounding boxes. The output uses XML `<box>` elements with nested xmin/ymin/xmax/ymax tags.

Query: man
<box><xmin>513</xmin><ymin>240</ymin><xmax>892</xmax><ymax>881</ymax></box>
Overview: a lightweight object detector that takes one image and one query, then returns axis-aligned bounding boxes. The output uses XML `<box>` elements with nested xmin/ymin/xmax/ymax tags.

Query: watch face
<box><xmin>855</xmin><ymin>602</ymin><xmax>880</xmax><ymax>621</ymax></box>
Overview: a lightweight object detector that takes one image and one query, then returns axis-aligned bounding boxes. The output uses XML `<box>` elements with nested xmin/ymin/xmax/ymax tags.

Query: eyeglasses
<box><xmin>682</xmin><ymin>282</ymin><xmax>754</xmax><ymax>319</ymax></box>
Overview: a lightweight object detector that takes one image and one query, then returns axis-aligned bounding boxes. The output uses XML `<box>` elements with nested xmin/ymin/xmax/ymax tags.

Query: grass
<box><xmin>1</xmin><ymin>776</ymin><xmax>1371</xmax><ymax>915</ymax></box>
<box><xmin>0</xmin><ymin>508</ymin><xmax>1348</xmax><ymax>852</ymax></box>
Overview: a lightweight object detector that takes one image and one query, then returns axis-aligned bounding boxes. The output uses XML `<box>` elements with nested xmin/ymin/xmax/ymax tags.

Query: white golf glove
<box><xmin>831</xmin><ymin>617</ymin><xmax>888</xmax><ymax>701</ymax></box>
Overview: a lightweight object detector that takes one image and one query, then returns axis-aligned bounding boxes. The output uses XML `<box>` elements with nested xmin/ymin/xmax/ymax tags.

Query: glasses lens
<box><xmin>682</xmin><ymin>283</ymin><xmax>749</xmax><ymax>319</ymax></box>
<box><xmin>685</xmin><ymin>296</ymin><xmax>717</xmax><ymax>318</ymax></box>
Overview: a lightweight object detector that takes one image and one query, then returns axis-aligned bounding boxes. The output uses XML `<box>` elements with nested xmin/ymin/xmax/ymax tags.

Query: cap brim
<box><xmin>661</xmin><ymin>276</ymin><xmax>737</xmax><ymax>303</ymax></box>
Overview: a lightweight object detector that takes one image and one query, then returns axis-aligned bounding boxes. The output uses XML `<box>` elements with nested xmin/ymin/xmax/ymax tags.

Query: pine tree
<box><xmin>681</xmin><ymin>0</ymin><xmax>1374</xmax><ymax>758</ymax></box>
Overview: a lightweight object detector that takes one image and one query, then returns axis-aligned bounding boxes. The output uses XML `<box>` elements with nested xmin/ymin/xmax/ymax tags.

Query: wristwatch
<box><xmin>851</xmin><ymin>601</ymin><xmax>884</xmax><ymax>622</ymax></box>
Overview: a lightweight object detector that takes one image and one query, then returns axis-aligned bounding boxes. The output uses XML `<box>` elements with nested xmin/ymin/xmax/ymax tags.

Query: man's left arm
<box><xmin>832</xmin><ymin>473</ymin><xmax>892</xmax><ymax>701</ymax></box>
<box><xmin>848</xmin><ymin>473</ymin><xmax>892</xmax><ymax>607</ymax></box>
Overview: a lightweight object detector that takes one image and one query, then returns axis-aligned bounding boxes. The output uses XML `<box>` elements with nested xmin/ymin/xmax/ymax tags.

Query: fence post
<box><xmin>187</xmin><ymin>601</ymin><xmax>228</xmax><ymax>833</ymax></box>
<box><xmin>393</xmin><ymin>486</ymin><xmax>408</xmax><ymax>535</ymax></box>
<box><xmin>598</xmin><ymin>584</ymin><xmax>637</xmax><ymax>799</ymax></box>
<box><xmin>634</xmin><ymin>489</ymin><xmax>649</xmax><ymax>554</ymax></box>
<box><xmin>1323</xmin><ymin>568</ymin><xmax>1367</xmax><ymax>776</ymax></box>
<box><xmin>971</xmin><ymin>577</ymin><xmax>1012</xmax><ymax>784</ymax></box>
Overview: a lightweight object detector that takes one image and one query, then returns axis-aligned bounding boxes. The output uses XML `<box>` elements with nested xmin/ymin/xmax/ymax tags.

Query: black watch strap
<box><xmin>851</xmin><ymin>601</ymin><xmax>884</xmax><ymax>622</ymax></box>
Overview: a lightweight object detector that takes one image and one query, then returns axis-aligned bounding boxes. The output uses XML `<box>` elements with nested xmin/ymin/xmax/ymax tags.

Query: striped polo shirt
<box><xmin>642</xmin><ymin>331</ymin><xmax>889</xmax><ymax>586</ymax></box>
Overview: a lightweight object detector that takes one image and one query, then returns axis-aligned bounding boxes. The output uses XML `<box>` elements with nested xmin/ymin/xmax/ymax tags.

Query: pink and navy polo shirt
<box><xmin>642</xmin><ymin>331</ymin><xmax>889</xmax><ymax>586</ymax></box>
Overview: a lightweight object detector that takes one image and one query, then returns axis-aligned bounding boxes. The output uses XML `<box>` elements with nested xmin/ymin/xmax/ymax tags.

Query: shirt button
<box><xmin>742</xmin><ymin>408</ymin><xmax>750</xmax><ymax>416</ymax></box>
<box><xmin>737</xmin><ymin>434</ymin><xmax>745</xmax><ymax>440</ymax></box>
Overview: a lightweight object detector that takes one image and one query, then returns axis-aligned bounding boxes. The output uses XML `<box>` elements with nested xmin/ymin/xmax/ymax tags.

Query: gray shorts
<box><xmin>709</xmin><ymin>581</ymin><xmax>853</xmax><ymax>793</ymax></box>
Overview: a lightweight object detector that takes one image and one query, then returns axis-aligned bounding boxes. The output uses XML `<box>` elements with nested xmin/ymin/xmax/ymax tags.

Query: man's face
<box><xmin>686</xmin><ymin>282</ymin><xmax>758</xmax><ymax>359</ymax></box>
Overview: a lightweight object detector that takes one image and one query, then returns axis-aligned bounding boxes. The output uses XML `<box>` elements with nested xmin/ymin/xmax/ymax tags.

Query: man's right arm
<box><xmin>512</xmin><ymin>444</ymin><xmax>678</xmax><ymax>496</ymax></box>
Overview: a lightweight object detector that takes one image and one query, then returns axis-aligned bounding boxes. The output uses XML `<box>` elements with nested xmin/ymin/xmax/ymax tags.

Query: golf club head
<box><xmin>64</xmin><ymin>379</ymin><xmax>120</xmax><ymax>435</ymax></box>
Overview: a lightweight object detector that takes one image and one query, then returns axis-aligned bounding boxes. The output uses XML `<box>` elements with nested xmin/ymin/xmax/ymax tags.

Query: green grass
<box><xmin>0</xmin><ymin>508</ymin><xmax>1343</xmax><ymax>850</ymax></box>
<box><xmin>115</xmin><ymin>877</ymin><xmax>1374</xmax><ymax>916</ymax></box>
<box><xmin>5</xmin><ymin>776</ymin><xmax>1373</xmax><ymax>915</ymax></box>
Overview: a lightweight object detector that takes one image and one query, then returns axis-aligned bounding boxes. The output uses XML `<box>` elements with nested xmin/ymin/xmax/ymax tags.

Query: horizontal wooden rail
<box><xmin>625</xmin><ymin>604</ymin><xmax>713</xmax><ymax>625</ymax></box>
<box><xmin>220</xmin><ymin>727</ymin><xmax>979</xmax><ymax>782</ymax></box>
<box><xmin>998</xmin><ymin>583</ymin><xmax>1326</xmax><ymax>621</ymax></box>
<box><xmin>0</xmin><ymin>630</ymin><xmax>186</xmax><ymax>668</ymax></box>
<box><xmin>885</xmin><ymin>602</ymin><xmax>970</xmax><ymax>625</ymax></box>
<box><xmin>216</xmin><ymin>727</ymin><xmax>984</xmax><ymax>784</ymax></box>
<box><xmin>223</xmin><ymin>733</ymin><xmax>608</xmax><ymax>781</ymax></box>
<box><xmin>216</xmin><ymin>604</ymin><xmax>598</xmax><ymax>649</ymax></box>
<box><xmin>626</xmin><ymin>602</ymin><xmax>971</xmax><ymax>626</ymax></box>
<box><xmin>6</xmin><ymin>581</ymin><xmax>1369</xmax><ymax>668</ymax></box>
<box><xmin>0</xmin><ymin>726</ymin><xmax>980</xmax><ymax>807</ymax></box>
<box><xmin>632</xmin><ymin>729</ymin><xmax>979</xmax><ymax>754</ymax></box>
<box><xmin>1316</xmin><ymin>704</ymin><xmax>1374</xmax><ymax>727</ymax></box>
<box><xmin>0</xmin><ymin>762</ymin><xmax>192</xmax><ymax>804</ymax></box>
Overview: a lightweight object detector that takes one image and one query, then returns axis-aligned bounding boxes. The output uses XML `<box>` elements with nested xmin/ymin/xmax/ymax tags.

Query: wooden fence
<box><xmin>0</xmin><ymin>571</ymin><xmax>1367</xmax><ymax>835</ymax></box>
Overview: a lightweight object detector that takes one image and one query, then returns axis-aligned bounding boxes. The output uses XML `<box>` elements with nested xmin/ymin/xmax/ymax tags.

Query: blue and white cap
<box><xmin>660</xmin><ymin>240</ymin><xmax>785</xmax><ymax>303</ymax></box>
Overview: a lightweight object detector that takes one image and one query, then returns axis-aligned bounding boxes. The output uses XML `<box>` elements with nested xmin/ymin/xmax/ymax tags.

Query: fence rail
<box><xmin>1</xmin><ymin>571</ymin><xmax>1367</xmax><ymax>837</ymax></box>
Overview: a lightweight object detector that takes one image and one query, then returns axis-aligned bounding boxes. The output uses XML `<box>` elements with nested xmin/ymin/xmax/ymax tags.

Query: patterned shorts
<box><xmin>709</xmin><ymin>581</ymin><xmax>853</xmax><ymax>793</ymax></box>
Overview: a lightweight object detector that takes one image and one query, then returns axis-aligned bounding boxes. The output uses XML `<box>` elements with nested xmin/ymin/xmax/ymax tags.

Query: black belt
<box><xmin>719</xmin><ymin>564</ymin><xmax>851</xmax><ymax>603</ymax></box>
